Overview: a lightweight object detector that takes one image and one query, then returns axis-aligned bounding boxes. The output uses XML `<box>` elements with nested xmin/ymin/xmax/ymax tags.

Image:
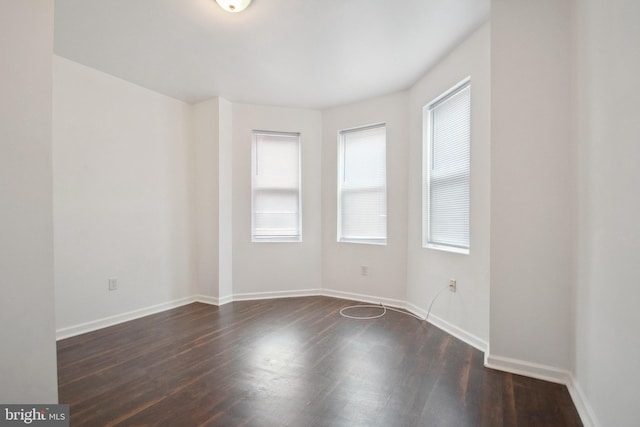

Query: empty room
<box><xmin>1</xmin><ymin>0</ymin><xmax>638</xmax><ymax>426</ymax></box>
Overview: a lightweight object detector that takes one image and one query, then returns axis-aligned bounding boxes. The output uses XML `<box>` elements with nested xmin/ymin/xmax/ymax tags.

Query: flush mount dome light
<box><xmin>215</xmin><ymin>0</ymin><xmax>252</xmax><ymax>13</ymax></box>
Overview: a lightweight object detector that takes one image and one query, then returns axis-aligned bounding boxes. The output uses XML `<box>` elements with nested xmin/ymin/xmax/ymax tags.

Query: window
<box><xmin>251</xmin><ymin>131</ymin><xmax>301</xmax><ymax>242</ymax></box>
<box><xmin>338</xmin><ymin>124</ymin><xmax>387</xmax><ymax>245</ymax></box>
<box><xmin>423</xmin><ymin>78</ymin><xmax>471</xmax><ymax>253</ymax></box>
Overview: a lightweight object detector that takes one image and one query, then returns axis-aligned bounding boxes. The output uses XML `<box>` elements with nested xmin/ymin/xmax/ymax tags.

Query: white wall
<box><xmin>573</xmin><ymin>0</ymin><xmax>640</xmax><ymax>425</ymax></box>
<box><xmin>0</xmin><ymin>0</ymin><xmax>58</xmax><ymax>403</ymax></box>
<box><xmin>490</xmin><ymin>0</ymin><xmax>573</xmax><ymax>371</ymax></box>
<box><xmin>406</xmin><ymin>23</ymin><xmax>490</xmax><ymax>348</ymax></box>
<box><xmin>53</xmin><ymin>56</ymin><xmax>196</xmax><ymax>330</ymax></box>
<box><xmin>191</xmin><ymin>96</ymin><xmax>234</xmax><ymax>302</ymax></box>
<box><xmin>231</xmin><ymin>103</ymin><xmax>323</xmax><ymax>296</ymax></box>
<box><xmin>192</xmin><ymin>98</ymin><xmax>219</xmax><ymax>299</ymax></box>
<box><xmin>218</xmin><ymin>98</ymin><xmax>234</xmax><ymax>300</ymax></box>
<box><xmin>322</xmin><ymin>92</ymin><xmax>409</xmax><ymax>302</ymax></box>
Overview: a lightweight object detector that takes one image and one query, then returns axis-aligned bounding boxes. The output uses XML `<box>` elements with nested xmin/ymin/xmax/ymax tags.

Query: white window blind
<box><xmin>424</xmin><ymin>80</ymin><xmax>470</xmax><ymax>253</ymax></box>
<box><xmin>338</xmin><ymin>124</ymin><xmax>387</xmax><ymax>245</ymax></box>
<box><xmin>252</xmin><ymin>131</ymin><xmax>301</xmax><ymax>242</ymax></box>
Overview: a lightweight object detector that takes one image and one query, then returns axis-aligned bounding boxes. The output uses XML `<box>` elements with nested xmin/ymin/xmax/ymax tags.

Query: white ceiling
<box><xmin>54</xmin><ymin>0</ymin><xmax>489</xmax><ymax>109</ymax></box>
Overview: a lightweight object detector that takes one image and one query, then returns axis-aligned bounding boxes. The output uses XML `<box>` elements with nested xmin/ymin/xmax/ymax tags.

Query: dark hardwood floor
<box><xmin>57</xmin><ymin>297</ymin><xmax>582</xmax><ymax>426</ymax></box>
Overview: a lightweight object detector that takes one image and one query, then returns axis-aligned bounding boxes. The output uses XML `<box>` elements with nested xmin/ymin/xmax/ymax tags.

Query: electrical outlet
<box><xmin>108</xmin><ymin>278</ymin><xmax>118</xmax><ymax>291</ymax></box>
<box><xmin>449</xmin><ymin>279</ymin><xmax>457</xmax><ymax>293</ymax></box>
<box><xmin>361</xmin><ymin>266</ymin><xmax>369</xmax><ymax>276</ymax></box>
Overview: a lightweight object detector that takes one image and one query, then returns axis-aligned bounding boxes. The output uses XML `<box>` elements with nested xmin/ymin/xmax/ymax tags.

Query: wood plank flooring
<box><xmin>57</xmin><ymin>297</ymin><xmax>583</xmax><ymax>426</ymax></box>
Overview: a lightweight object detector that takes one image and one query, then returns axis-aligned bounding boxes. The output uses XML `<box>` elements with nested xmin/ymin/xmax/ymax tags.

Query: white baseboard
<box><xmin>199</xmin><ymin>289</ymin><xmax>410</xmax><ymax>312</ymax></box>
<box><xmin>231</xmin><ymin>288</ymin><xmax>322</xmax><ymax>301</ymax></box>
<box><xmin>55</xmin><ymin>289</ymin><xmax>345</xmax><ymax>340</ymax></box>
<box><xmin>56</xmin><ymin>288</ymin><xmax>596</xmax><ymax>427</ymax></box>
<box><xmin>218</xmin><ymin>294</ymin><xmax>233</xmax><ymax>305</ymax></box>
<box><xmin>421</xmin><ymin>310</ymin><xmax>488</xmax><ymax>353</ymax></box>
<box><xmin>484</xmin><ymin>353</ymin><xmax>572</xmax><ymax>384</ymax></box>
<box><xmin>195</xmin><ymin>291</ymin><xmax>319</xmax><ymax>307</ymax></box>
<box><xmin>566</xmin><ymin>377</ymin><xmax>600</xmax><ymax>427</ymax></box>
<box><xmin>321</xmin><ymin>289</ymin><xmax>488</xmax><ymax>354</ymax></box>
<box><xmin>320</xmin><ymin>288</ymin><xmax>408</xmax><ymax>308</ymax></box>
<box><xmin>195</xmin><ymin>294</ymin><xmax>219</xmax><ymax>305</ymax></box>
<box><xmin>484</xmin><ymin>354</ymin><xmax>598</xmax><ymax>427</ymax></box>
<box><xmin>55</xmin><ymin>296</ymin><xmax>197</xmax><ymax>340</ymax></box>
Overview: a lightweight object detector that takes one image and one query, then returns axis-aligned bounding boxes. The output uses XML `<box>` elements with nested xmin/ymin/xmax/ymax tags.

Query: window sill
<box><xmin>252</xmin><ymin>237</ymin><xmax>302</xmax><ymax>243</ymax></box>
<box><xmin>424</xmin><ymin>243</ymin><xmax>469</xmax><ymax>255</ymax></box>
<box><xmin>338</xmin><ymin>238</ymin><xmax>387</xmax><ymax>246</ymax></box>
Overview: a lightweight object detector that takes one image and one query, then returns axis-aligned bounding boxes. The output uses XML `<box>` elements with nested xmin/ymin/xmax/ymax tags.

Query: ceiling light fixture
<box><xmin>215</xmin><ymin>0</ymin><xmax>252</xmax><ymax>13</ymax></box>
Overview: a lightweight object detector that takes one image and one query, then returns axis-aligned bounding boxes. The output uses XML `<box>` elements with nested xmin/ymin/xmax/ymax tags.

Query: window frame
<box><xmin>337</xmin><ymin>123</ymin><xmax>387</xmax><ymax>245</ymax></box>
<box><xmin>251</xmin><ymin>130</ymin><xmax>302</xmax><ymax>243</ymax></box>
<box><xmin>423</xmin><ymin>77</ymin><xmax>471</xmax><ymax>254</ymax></box>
